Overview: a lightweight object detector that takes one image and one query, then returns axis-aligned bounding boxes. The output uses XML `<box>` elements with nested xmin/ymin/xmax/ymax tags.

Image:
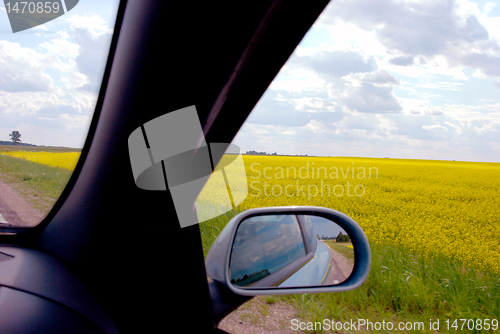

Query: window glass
<box><xmin>229</xmin><ymin>214</ymin><xmax>305</xmax><ymax>287</ymax></box>
<box><xmin>0</xmin><ymin>0</ymin><xmax>120</xmax><ymax>227</ymax></box>
<box><xmin>203</xmin><ymin>0</ymin><xmax>500</xmax><ymax>328</ymax></box>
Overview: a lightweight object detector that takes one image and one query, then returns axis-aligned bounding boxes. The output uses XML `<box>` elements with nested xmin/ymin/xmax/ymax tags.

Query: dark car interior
<box><xmin>0</xmin><ymin>0</ymin><xmax>331</xmax><ymax>333</ymax></box>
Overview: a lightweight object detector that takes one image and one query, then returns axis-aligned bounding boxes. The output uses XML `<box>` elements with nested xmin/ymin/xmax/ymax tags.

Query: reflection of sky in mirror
<box><xmin>309</xmin><ymin>215</ymin><xmax>347</xmax><ymax>239</ymax></box>
<box><xmin>230</xmin><ymin>215</ymin><xmax>305</xmax><ymax>283</ymax></box>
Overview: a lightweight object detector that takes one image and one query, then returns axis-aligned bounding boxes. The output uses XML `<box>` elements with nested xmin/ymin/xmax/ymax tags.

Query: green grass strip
<box><xmin>0</xmin><ymin>154</ymin><xmax>73</xmax><ymax>213</ymax></box>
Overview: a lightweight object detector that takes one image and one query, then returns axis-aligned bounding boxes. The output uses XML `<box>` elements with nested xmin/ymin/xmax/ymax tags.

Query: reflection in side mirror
<box><xmin>205</xmin><ymin>206</ymin><xmax>371</xmax><ymax>297</ymax></box>
<box><xmin>229</xmin><ymin>214</ymin><xmax>354</xmax><ymax>289</ymax></box>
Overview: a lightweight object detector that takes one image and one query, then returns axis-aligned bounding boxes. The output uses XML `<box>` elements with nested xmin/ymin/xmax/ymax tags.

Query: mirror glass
<box><xmin>229</xmin><ymin>214</ymin><xmax>355</xmax><ymax>289</ymax></box>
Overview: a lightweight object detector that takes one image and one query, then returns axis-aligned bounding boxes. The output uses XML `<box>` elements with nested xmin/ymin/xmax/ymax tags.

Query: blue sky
<box><xmin>1</xmin><ymin>0</ymin><xmax>499</xmax><ymax>162</ymax></box>
<box><xmin>232</xmin><ymin>0</ymin><xmax>500</xmax><ymax>162</ymax></box>
<box><xmin>0</xmin><ymin>0</ymin><xmax>119</xmax><ymax>147</ymax></box>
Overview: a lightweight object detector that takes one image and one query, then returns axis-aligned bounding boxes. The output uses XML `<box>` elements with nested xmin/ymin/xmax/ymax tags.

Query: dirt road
<box><xmin>321</xmin><ymin>240</ymin><xmax>354</xmax><ymax>285</ymax></box>
<box><xmin>0</xmin><ymin>175</ymin><xmax>44</xmax><ymax>227</ymax></box>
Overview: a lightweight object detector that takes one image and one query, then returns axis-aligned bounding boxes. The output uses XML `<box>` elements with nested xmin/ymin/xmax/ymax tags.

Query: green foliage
<box><xmin>0</xmin><ymin>153</ymin><xmax>72</xmax><ymax>213</ymax></box>
<box><xmin>290</xmin><ymin>243</ymin><xmax>500</xmax><ymax>333</ymax></box>
<box><xmin>198</xmin><ymin>205</ymin><xmax>244</xmax><ymax>258</ymax></box>
<box><xmin>336</xmin><ymin>232</ymin><xmax>350</xmax><ymax>242</ymax></box>
<box><xmin>198</xmin><ymin>155</ymin><xmax>500</xmax><ymax>331</ymax></box>
<box><xmin>8</xmin><ymin>131</ymin><xmax>21</xmax><ymax>144</ymax></box>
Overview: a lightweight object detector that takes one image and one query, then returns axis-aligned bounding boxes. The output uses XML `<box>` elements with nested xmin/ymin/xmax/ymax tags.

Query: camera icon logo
<box><xmin>128</xmin><ymin>105</ymin><xmax>249</xmax><ymax>228</ymax></box>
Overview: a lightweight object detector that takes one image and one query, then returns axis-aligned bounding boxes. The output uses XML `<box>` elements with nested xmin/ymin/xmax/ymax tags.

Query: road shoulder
<box><xmin>0</xmin><ymin>173</ymin><xmax>45</xmax><ymax>227</ymax></box>
<box><xmin>218</xmin><ymin>295</ymin><xmax>307</xmax><ymax>334</ymax></box>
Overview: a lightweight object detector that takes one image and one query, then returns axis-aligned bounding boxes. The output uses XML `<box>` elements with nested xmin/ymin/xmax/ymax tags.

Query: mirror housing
<box><xmin>205</xmin><ymin>206</ymin><xmax>371</xmax><ymax>296</ymax></box>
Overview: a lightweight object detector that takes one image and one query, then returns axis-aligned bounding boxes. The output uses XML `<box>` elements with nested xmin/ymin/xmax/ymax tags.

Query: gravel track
<box><xmin>0</xmin><ymin>174</ymin><xmax>44</xmax><ymax>227</ymax></box>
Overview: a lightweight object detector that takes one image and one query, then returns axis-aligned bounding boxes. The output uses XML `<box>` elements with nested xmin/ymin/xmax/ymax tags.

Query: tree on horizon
<box><xmin>9</xmin><ymin>131</ymin><xmax>21</xmax><ymax>144</ymax></box>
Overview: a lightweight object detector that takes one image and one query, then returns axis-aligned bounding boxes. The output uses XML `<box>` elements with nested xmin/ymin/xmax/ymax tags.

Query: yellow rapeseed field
<box><xmin>0</xmin><ymin>151</ymin><xmax>80</xmax><ymax>171</ymax></box>
<box><xmin>197</xmin><ymin>155</ymin><xmax>500</xmax><ymax>274</ymax></box>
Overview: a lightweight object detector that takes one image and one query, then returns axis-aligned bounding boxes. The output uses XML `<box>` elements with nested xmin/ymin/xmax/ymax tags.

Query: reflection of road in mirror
<box><xmin>320</xmin><ymin>240</ymin><xmax>354</xmax><ymax>285</ymax></box>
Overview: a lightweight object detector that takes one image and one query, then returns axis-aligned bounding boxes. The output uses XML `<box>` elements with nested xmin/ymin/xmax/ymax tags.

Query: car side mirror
<box><xmin>205</xmin><ymin>206</ymin><xmax>370</xmax><ymax>296</ymax></box>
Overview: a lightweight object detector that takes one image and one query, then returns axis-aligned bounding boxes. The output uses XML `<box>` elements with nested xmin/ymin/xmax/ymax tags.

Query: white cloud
<box><xmin>398</xmin><ymin>98</ymin><xmax>445</xmax><ymax>115</ymax></box>
<box><xmin>0</xmin><ymin>41</ymin><xmax>54</xmax><ymax>92</ymax></box>
<box><xmin>484</xmin><ymin>2</ymin><xmax>496</xmax><ymax>14</ymax></box>
<box><xmin>63</xmin><ymin>14</ymin><xmax>112</xmax><ymax>35</ymax></box>
<box><xmin>292</xmin><ymin>96</ymin><xmax>340</xmax><ymax>113</ymax></box>
<box><xmin>230</xmin><ymin>0</ymin><xmax>500</xmax><ymax>161</ymax></box>
<box><xmin>38</xmin><ymin>35</ymin><xmax>79</xmax><ymax>60</ymax></box>
<box><xmin>389</xmin><ymin>56</ymin><xmax>414</xmax><ymax>66</ymax></box>
<box><xmin>317</xmin><ymin>0</ymin><xmax>500</xmax><ymax>78</ymax></box>
<box><xmin>473</xmin><ymin>119</ymin><xmax>500</xmax><ymax>135</ymax></box>
<box><xmin>415</xmin><ymin>81</ymin><xmax>464</xmax><ymax>91</ymax></box>
<box><xmin>344</xmin><ymin>70</ymin><xmax>401</xmax><ymax>87</ymax></box>
<box><xmin>423</xmin><ymin>124</ymin><xmax>448</xmax><ymax>131</ymax></box>
<box><xmin>269</xmin><ymin>76</ymin><xmax>324</xmax><ymax>93</ymax></box>
<box><xmin>341</xmin><ymin>83</ymin><xmax>402</xmax><ymax>114</ymax></box>
<box><xmin>0</xmin><ymin>12</ymin><xmax>116</xmax><ymax>147</ymax></box>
